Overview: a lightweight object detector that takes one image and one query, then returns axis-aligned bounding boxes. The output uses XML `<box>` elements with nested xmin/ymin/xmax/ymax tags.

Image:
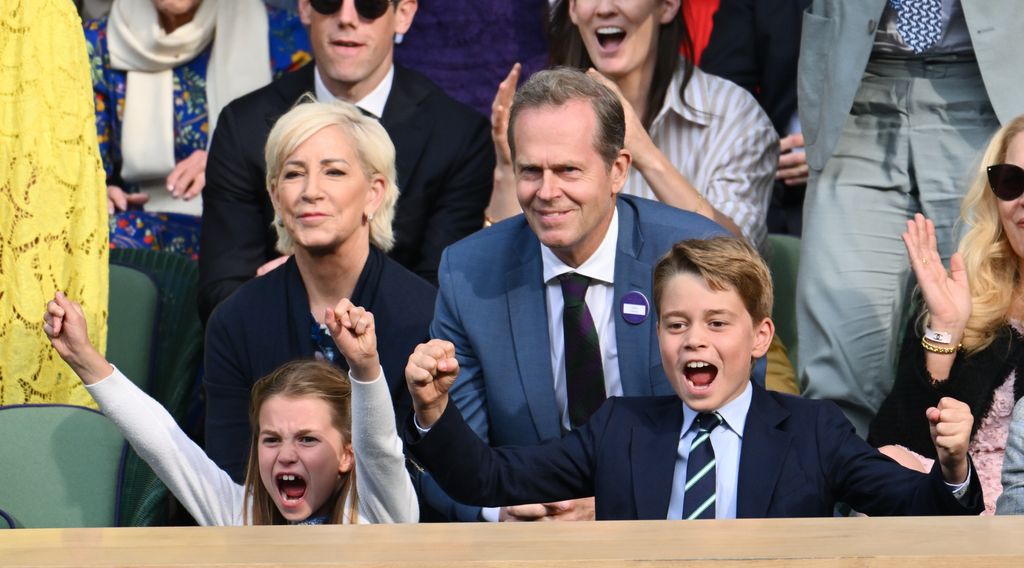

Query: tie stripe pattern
<box><xmin>558</xmin><ymin>272</ymin><xmax>606</xmax><ymax>428</ymax></box>
<box><xmin>890</xmin><ymin>0</ymin><xmax>943</xmax><ymax>54</ymax></box>
<box><xmin>682</xmin><ymin>412</ymin><xmax>723</xmax><ymax>520</ymax></box>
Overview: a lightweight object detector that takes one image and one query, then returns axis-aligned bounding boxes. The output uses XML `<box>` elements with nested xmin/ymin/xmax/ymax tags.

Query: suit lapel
<box><xmin>380</xmin><ymin>66</ymin><xmax>432</xmax><ymax>189</ymax></box>
<box><xmin>265</xmin><ymin>63</ymin><xmax>316</xmax><ymax>129</ymax></box>
<box><xmin>736</xmin><ymin>385</ymin><xmax>792</xmax><ymax>518</ymax></box>
<box><xmin>631</xmin><ymin>399</ymin><xmax>684</xmax><ymax>519</ymax></box>
<box><xmin>507</xmin><ymin>229</ymin><xmax>561</xmax><ymax>440</ymax></box>
<box><xmin>613</xmin><ymin>199</ymin><xmax>657</xmax><ymax>395</ymax></box>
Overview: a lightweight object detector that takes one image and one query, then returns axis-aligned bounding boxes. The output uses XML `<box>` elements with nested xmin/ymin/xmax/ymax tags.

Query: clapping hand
<box><xmin>405</xmin><ymin>339</ymin><xmax>460</xmax><ymax>428</ymax></box>
<box><xmin>776</xmin><ymin>133</ymin><xmax>808</xmax><ymax>186</ymax></box>
<box><xmin>903</xmin><ymin>213</ymin><xmax>971</xmax><ymax>339</ymax></box>
<box><xmin>491</xmin><ymin>63</ymin><xmax>520</xmax><ymax>171</ymax></box>
<box><xmin>325</xmin><ymin>299</ymin><xmax>380</xmax><ymax>382</ymax></box>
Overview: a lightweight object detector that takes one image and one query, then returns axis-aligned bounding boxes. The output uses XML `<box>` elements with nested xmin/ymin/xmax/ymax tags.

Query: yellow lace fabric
<box><xmin>0</xmin><ymin>0</ymin><xmax>108</xmax><ymax>407</ymax></box>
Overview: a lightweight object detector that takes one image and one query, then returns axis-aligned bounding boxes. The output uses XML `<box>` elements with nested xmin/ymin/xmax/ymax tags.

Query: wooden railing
<box><xmin>3</xmin><ymin>516</ymin><xmax>1023</xmax><ymax>567</ymax></box>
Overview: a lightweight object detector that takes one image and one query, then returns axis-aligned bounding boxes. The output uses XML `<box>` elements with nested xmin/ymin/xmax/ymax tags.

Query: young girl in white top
<box><xmin>44</xmin><ymin>291</ymin><xmax>417</xmax><ymax>525</ymax></box>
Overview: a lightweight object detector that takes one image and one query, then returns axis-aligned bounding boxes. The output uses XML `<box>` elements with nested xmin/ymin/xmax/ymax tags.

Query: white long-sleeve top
<box><xmin>87</xmin><ymin>367</ymin><xmax>417</xmax><ymax>525</ymax></box>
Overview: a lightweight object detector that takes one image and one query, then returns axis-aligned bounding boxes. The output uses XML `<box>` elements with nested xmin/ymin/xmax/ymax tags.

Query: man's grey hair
<box><xmin>507</xmin><ymin>67</ymin><xmax>626</xmax><ymax>168</ymax></box>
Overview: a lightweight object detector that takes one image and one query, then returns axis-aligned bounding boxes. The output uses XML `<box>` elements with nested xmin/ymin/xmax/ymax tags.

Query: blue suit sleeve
<box><xmin>430</xmin><ymin>249</ymin><xmax>491</xmax><ymax>443</ymax></box>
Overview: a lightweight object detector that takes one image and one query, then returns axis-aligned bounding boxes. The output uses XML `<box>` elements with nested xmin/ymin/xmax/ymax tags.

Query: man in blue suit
<box><xmin>406</xmin><ymin>237</ymin><xmax>982</xmax><ymax>519</ymax></box>
<box><xmin>422</xmin><ymin>68</ymin><xmax>725</xmax><ymax>521</ymax></box>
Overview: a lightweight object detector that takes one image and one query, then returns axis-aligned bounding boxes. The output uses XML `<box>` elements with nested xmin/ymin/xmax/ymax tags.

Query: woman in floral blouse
<box><xmin>84</xmin><ymin>0</ymin><xmax>311</xmax><ymax>259</ymax></box>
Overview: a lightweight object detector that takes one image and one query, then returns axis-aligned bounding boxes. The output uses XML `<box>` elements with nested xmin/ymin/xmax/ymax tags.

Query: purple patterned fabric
<box><xmin>394</xmin><ymin>0</ymin><xmax>549</xmax><ymax>117</ymax></box>
<box><xmin>559</xmin><ymin>272</ymin><xmax>605</xmax><ymax>428</ymax></box>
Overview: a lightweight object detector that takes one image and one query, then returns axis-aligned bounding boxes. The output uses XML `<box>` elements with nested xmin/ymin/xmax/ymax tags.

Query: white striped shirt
<box><xmin>622</xmin><ymin>63</ymin><xmax>778</xmax><ymax>251</ymax></box>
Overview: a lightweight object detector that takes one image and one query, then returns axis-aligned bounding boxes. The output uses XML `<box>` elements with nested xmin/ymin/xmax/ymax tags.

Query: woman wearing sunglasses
<box><xmin>868</xmin><ymin>116</ymin><xmax>1024</xmax><ymax>514</ymax></box>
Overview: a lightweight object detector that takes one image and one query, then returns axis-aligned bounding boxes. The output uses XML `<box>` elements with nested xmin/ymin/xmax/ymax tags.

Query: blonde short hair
<box><xmin>264</xmin><ymin>97</ymin><xmax>399</xmax><ymax>254</ymax></box>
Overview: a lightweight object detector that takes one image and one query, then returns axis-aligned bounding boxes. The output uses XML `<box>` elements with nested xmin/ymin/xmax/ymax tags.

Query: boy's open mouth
<box><xmin>684</xmin><ymin>361</ymin><xmax>718</xmax><ymax>391</ymax></box>
<box><xmin>277</xmin><ymin>473</ymin><xmax>307</xmax><ymax>503</ymax></box>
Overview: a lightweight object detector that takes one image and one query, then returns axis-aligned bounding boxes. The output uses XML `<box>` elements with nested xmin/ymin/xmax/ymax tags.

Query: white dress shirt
<box><xmin>541</xmin><ymin>209</ymin><xmax>622</xmax><ymax>432</ymax></box>
<box><xmin>314</xmin><ymin>65</ymin><xmax>393</xmax><ymax>118</ymax></box>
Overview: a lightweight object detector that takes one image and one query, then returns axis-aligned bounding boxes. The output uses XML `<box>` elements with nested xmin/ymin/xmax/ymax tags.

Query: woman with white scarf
<box><xmin>84</xmin><ymin>0</ymin><xmax>311</xmax><ymax>259</ymax></box>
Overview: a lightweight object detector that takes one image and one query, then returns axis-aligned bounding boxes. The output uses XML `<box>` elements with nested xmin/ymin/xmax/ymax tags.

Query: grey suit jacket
<box><xmin>797</xmin><ymin>0</ymin><xmax>1024</xmax><ymax>171</ymax></box>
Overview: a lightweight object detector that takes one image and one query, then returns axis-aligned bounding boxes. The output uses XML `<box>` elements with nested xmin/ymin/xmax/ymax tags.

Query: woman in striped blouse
<box><xmin>488</xmin><ymin>0</ymin><xmax>777</xmax><ymax>252</ymax></box>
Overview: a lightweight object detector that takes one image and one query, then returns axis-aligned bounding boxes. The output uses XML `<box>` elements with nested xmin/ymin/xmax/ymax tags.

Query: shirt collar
<box><xmin>651</xmin><ymin>63</ymin><xmax>712</xmax><ymax>131</ymax></box>
<box><xmin>681</xmin><ymin>379</ymin><xmax>753</xmax><ymax>438</ymax></box>
<box><xmin>541</xmin><ymin>208</ymin><xmax>618</xmax><ymax>286</ymax></box>
<box><xmin>313</xmin><ymin>65</ymin><xmax>394</xmax><ymax>119</ymax></box>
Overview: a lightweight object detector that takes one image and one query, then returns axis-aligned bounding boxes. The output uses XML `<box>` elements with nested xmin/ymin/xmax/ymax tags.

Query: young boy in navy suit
<box><xmin>404</xmin><ymin>237</ymin><xmax>983</xmax><ymax>519</ymax></box>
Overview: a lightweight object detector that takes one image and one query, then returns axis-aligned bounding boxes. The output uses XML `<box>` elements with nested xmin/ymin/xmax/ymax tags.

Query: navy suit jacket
<box><xmin>199</xmin><ymin>63</ymin><xmax>493</xmax><ymax>322</ymax></box>
<box><xmin>700</xmin><ymin>0</ymin><xmax>812</xmax><ymax>137</ymax></box>
<box><xmin>406</xmin><ymin>383</ymin><xmax>983</xmax><ymax>519</ymax></box>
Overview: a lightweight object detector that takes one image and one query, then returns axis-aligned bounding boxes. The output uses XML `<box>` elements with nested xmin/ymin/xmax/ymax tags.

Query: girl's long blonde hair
<box><xmin>242</xmin><ymin>359</ymin><xmax>359</xmax><ymax>525</ymax></box>
<box><xmin>943</xmin><ymin>116</ymin><xmax>1024</xmax><ymax>354</ymax></box>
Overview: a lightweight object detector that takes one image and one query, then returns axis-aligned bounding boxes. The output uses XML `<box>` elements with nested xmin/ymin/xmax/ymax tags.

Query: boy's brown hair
<box><xmin>653</xmin><ymin>237</ymin><xmax>773</xmax><ymax>323</ymax></box>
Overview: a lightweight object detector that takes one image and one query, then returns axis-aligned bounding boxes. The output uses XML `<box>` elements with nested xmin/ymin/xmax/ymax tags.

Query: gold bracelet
<box><xmin>921</xmin><ymin>337</ymin><xmax>960</xmax><ymax>355</ymax></box>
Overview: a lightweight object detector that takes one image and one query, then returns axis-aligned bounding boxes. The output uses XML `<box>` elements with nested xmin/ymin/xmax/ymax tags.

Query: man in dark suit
<box><xmin>421</xmin><ymin>68</ymin><xmax>727</xmax><ymax>522</ymax></box>
<box><xmin>198</xmin><ymin>0</ymin><xmax>494</xmax><ymax>321</ymax></box>
<box><xmin>405</xmin><ymin>236</ymin><xmax>983</xmax><ymax>520</ymax></box>
<box><xmin>700</xmin><ymin>0</ymin><xmax>813</xmax><ymax>236</ymax></box>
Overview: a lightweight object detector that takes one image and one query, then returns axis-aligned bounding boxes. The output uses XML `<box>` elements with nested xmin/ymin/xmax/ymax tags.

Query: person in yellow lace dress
<box><xmin>0</xmin><ymin>0</ymin><xmax>108</xmax><ymax>407</ymax></box>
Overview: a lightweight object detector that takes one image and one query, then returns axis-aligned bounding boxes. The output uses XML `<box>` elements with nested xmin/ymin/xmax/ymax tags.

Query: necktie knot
<box><xmin>558</xmin><ymin>272</ymin><xmax>591</xmax><ymax>306</ymax></box>
<box><xmin>695</xmin><ymin>412</ymin><xmax>723</xmax><ymax>434</ymax></box>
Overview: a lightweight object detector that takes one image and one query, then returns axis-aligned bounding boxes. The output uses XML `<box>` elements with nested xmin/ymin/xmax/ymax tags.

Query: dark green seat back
<box><xmin>107</xmin><ymin>249</ymin><xmax>204</xmax><ymax>527</ymax></box>
<box><xmin>107</xmin><ymin>264</ymin><xmax>159</xmax><ymax>390</ymax></box>
<box><xmin>0</xmin><ymin>405</ymin><xmax>125</xmax><ymax>528</ymax></box>
<box><xmin>766</xmin><ymin>234</ymin><xmax>801</xmax><ymax>369</ymax></box>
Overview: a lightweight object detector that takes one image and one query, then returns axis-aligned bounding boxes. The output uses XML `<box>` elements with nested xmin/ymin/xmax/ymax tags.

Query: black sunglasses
<box><xmin>309</xmin><ymin>0</ymin><xmax>392</xmax><ymax>20</ymax></box>
<box><xmin>987</xmin><ymin>164</ymin><xmax>1024</xmax><ymax>201</ymax></box>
